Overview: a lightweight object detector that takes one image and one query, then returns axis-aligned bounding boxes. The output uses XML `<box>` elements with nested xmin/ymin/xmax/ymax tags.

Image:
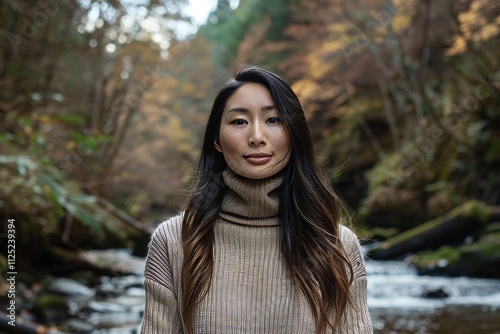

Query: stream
<box><xmin>19</xmin><ymin>251</ymin><xmax>500</xmax><ymax>333</ymax></box>
<box><xmin>367</xmin><ymin>259</ymin><xmax>500</xmax><ymax>333</ymax></box>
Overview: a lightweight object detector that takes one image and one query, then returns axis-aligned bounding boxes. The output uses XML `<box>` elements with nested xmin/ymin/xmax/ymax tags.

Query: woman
<box><xmin>140</xmin><ymin>66</ymin><xmax>372</xmax><ymax>333</ymax></box>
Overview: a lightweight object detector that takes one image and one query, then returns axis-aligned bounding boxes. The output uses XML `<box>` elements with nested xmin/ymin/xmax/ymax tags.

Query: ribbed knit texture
<box><xmin>140</xmin><ymin>170</ymin><xmax>373</xmax><ymax>333</ymax></box>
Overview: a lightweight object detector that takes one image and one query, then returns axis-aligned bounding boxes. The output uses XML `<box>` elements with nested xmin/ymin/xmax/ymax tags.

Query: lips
<box><xmin>244</xmin><ymin>153</ymin><xmax>272</xmax><ymax>165</ymax></box>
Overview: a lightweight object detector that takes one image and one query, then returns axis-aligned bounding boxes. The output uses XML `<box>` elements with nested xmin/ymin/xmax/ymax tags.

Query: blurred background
<box><xmin>0</xmin><ymin>0</ymin><xmax>499</xmax><ymax>333</ymax></box>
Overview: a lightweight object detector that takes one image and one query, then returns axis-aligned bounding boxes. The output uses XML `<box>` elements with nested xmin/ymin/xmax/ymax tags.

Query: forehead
<box><xmin>224</xmin><ymin>83</ymin><xmax>274</xmax><ymax>109</ymax></box>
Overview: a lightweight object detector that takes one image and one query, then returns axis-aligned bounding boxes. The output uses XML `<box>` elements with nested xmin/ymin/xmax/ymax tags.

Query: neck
<box><xmin>219</xmin><ymin>169</ymin><xmax>284</xmax><ymax>227</ymax></box>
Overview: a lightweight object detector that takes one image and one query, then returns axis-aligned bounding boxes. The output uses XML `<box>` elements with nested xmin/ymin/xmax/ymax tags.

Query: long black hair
<box><xmin>181</xmin><ymin>66</ymin><xmax>353</xmax><ymax>334</ymax></box>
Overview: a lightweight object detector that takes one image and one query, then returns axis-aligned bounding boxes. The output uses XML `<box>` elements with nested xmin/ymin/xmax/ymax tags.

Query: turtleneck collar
<box><xmin>219</xmin><ymin>169</ymin><xmax>284</xmax><ymax>227</ymax></box>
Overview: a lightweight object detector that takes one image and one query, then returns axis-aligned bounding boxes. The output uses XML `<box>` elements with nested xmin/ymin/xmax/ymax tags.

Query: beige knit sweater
<box><xmin>141</xmin><ymin>170</ymin><xmax>373</xmax><ymax>333</ymax></box>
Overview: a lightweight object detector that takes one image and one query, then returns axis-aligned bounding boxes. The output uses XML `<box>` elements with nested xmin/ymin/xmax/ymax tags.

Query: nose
<box><xmin>248</xmin><ymin>123</ymin><xmax>266</xmax><ymax>147</ymax></box>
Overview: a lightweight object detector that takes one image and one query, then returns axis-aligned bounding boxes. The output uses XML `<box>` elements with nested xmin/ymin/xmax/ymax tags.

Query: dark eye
<box><xmin>232</xmin><ymin>119</ymin><xmax>246</xmax><ymax>125</ymax></box>
<box><xmin>267</xmin><ymin>117</ymin><xmax>280</xmax><ymax>124</ymax></box>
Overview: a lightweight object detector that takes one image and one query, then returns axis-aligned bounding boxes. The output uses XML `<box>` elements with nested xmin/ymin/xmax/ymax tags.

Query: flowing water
<box><xmin>366</xmin><ymin>260</ymin><xmax>500</xmax><ymax>334</ymax></box>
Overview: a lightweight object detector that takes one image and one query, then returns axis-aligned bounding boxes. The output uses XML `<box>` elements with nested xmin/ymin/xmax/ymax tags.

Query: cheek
<box><xmin>274</xmin><ymin>129</ymin><xmax>290</xmax><ymax>151</ymax></box>
<box><xmin>219</xmin><ymin>127</ymin><xmax>239</xmax><ymax>153</ymax></box>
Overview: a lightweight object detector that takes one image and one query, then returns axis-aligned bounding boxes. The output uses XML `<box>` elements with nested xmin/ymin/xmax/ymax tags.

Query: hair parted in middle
<box><xmin>181</xmin><ymin>65</ymin><xmax>354</xmax><ymax>334</ymax></box>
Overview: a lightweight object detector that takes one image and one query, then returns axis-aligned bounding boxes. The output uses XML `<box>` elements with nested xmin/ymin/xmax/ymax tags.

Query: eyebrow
<box><xmin>226</xmin><ymin>105</ymin><xmax>276</xmax><ymax>114</ymax></box>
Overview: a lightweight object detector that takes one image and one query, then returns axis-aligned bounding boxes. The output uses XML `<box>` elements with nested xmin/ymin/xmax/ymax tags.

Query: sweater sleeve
<box><xmin>337</xmin><ymin>226</ymin><xmax>373</xmax><ymax>334</ymax></box>
<box><xmin>140</xmin><ymin>217</ymin><xmax>183</xmax><ymax>334</ymax></box>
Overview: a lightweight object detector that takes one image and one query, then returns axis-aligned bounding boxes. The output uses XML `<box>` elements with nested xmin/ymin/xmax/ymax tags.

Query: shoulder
<box><xmin>145</xmin><ymin>213</ymin><xmax>183</xmax><ymax>289</ymax></box>
<box><xmin>148</xmin><ymin>213</ymin><xmax>183</xmax><ymax>256</ymax></box>
<box><xmin>152</xmin><ymin>213</ymin><xmax>183</xmax><ymax>239</ymax></box>
<box><xmin>339</xmin><ymin>225</ymin><xmax>367</xmax><ymax>279</ymax></box>
<box><xmin>339</xmin><ymin>225</ymin><xmax>360</xmax><ymax>248</ymax></box>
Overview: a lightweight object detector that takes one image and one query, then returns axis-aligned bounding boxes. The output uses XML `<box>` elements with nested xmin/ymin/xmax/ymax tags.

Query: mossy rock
<box><xmin>369</xmin><ymin>227</ymin><xmax>400</xmax><ymax>241</ymax></box>
<box><xmin>367</xmin><ymin>200</ymin><xmax>492</xmax><ymax>260</ymax></box>
<box><xmin>411</xmin><ymin>245</ymin><xmax>460</xmax><ymax>269</ymax></box>
<box><xmin>412</xmin><ymin>231</ymin><xmax>500</xmax><ymax>278</ymax></box>
<box><xmin>426</xmin><ymin>189</ymin><xmax>459</xmax><ymax>218</ymax></box>
<box><xmin>365</xmin><ymin>150</ymin><xmax>425</xmax><ymax>190</ymax></box>
<box><xmin>32</xmin><ymin>294</ymin><xmax>69</xmax><ymax>323</ymax></box>
<box><xmin>484</xmin><ymin>222</ymin><xmax>500</xmax><ymax>235</ymax></box>
<box><xmin>358</xmin><ymin>186</ymin><xmax>425</xmax><ymax>229</ymax></box>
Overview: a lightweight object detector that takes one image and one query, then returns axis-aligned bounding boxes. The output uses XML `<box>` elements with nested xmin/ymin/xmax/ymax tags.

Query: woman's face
<box><xmin>215</xmin><ymin>83</ymin><xmax>291</xmax><ymax>179</ymax></box>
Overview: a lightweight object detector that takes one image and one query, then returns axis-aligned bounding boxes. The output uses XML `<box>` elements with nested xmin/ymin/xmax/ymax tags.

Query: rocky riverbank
<box><xmin>0</xmin><ymin>250</ymin><xmax>146</xmax><ymax>334</ymax></box>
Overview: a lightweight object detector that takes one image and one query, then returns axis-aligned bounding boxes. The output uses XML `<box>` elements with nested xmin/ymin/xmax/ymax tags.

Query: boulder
<box><xmin>412</xmin><ymin>231</ymin><xmax>500</xmax><ymax>278</ymax></box>
<box><xmin>358</xmin><ymin>186</ymin><xmax>425</xmax><ymax>230</ymax></box>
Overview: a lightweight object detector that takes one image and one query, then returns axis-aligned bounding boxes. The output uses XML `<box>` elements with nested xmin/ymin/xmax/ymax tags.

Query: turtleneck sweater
<box><xmin>140</xmin><ymin>170</ymin><xmax>373</xmax><ymax>333</ymax></box>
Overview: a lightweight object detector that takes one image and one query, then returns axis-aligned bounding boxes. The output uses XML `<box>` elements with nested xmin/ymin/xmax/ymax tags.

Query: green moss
<box><xmin>465</xmin><ymin>232</ymin><xmax>500</xmax><ymax>257</ymax></box>
<box><xmin>412</xmin><ymin>245</ymin><xmax>460</xmax><ymax>267</ymax></box>
<box><xmin>371</xmin><ymin>227</ymin><xmax>400</xmax><ymax>239</ymax></box>
<box><xmin>365</xmin><ymin>151</ymin><xmax>406</xmax><ymax>189</ymax></box>
<box><xmin>412</xmin><ymin>232</ymin><xmax>500</xmax><ymax>277</ymax></box>
<box><xmin>484</xmin><ymin>223</ymin><xmax>500</xmax><ymax>235</ymax></box>
<box><xmin>485</xmin><ymin>142</ymin><xmax>500</xmax><ymax>164</ymax></box>
<box><xmin>34</xmin><ymin>294</ymin><xmax>67</xmax><ymax>308</ymax></box>
<box><xmin>460</xmin><ymin>199</ymin><xmax>491</xmax><ymax>224</ymax></box>
<box><xmin>33</xmin><ymin>294</ymin><xmax>69</xmax><ymax>322</ymax></box>
<box><xmin>426</xmin><ymin>189</ymin><xmax>456</xmax><ymax>218</ymax></box>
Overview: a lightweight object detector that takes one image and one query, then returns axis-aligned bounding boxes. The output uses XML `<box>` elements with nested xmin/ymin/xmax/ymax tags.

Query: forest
<box><xmin>0</xmin><ymin>0</ymin><xmax>500</xmax><ymax>332</ymax></box>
